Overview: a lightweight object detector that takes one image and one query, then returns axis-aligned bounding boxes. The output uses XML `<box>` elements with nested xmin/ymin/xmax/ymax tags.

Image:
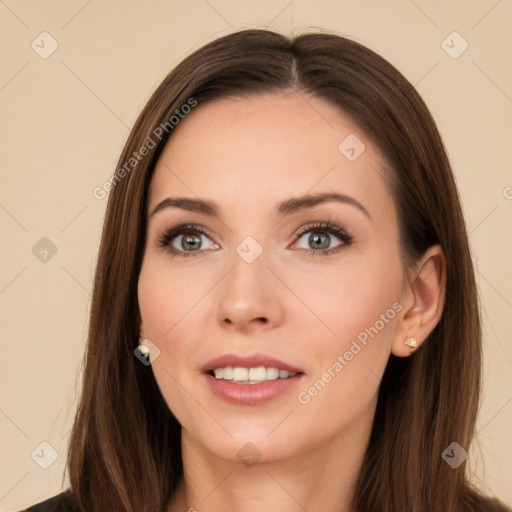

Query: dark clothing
<box><xmin>19</xmin><ymin>490</ymin><xmax>80</xmax><ymax>512</ymax></box>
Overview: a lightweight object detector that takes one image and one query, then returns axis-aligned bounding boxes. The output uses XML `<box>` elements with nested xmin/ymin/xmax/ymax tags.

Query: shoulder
<box><xmin>19</xmin><ymin>490</ymin><xmax>80</xmax><ymax>512</ymax></box>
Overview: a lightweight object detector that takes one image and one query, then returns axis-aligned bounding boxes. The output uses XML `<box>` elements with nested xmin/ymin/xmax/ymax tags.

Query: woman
<box><xmin>21</xmin><ymin>28</ymin><xmax>511</xmax><ymax>512</ymax></box>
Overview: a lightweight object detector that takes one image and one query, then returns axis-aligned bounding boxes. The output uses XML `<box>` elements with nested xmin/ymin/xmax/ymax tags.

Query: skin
<box><xmin>137</xmin><ymin>92</ymin><xmax>446</xmax><ymax>512</ymax></box>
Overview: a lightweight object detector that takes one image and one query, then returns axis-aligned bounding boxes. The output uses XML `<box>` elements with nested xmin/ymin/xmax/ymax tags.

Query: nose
<box><xmin>216</xmin><ymin>246</ymin><xmax>284</xmax><ymax>333</ymax></box>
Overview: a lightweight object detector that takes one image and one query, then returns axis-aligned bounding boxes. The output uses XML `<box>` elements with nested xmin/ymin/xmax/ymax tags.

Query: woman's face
<box><xmin>138</xmin><ymin>92</ymin><xmax>410</xmax><ymax>464</ymax></box>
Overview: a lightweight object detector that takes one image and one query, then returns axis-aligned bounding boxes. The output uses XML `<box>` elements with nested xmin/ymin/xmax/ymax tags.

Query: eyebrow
<box><xmin>149</xmin><ymin>192</ymin><xmax>371</xmax><ymax>221</ymax></box>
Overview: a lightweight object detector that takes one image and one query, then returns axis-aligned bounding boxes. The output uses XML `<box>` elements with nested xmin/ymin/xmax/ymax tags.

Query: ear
<box><xmin>392</xmin><ymin>244</ymin><xmax>447</xmax><ymax>357</ymax></box>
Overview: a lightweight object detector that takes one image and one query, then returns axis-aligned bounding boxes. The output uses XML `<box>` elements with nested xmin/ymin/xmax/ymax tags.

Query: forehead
<box><xmin>148</xmin><ymin>92</ymin><xmax>393</xmax><ymax>222</ymax></box>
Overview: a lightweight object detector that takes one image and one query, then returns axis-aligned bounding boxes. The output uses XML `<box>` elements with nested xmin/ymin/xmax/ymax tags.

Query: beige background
<box><xmin>1</xmin><ymin>1</ymin><xmax>511</xmax><ymax>510</ymax></box>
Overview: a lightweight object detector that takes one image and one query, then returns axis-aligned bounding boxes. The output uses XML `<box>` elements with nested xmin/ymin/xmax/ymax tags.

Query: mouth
<box><xmin>201</xmin><ymin>352</ymin><xmax>304</xmax><ymax>380</ymax></box>
<box><xmin>201</xmin><ymin>353</ymin><xmax>305</xmax><ymax>405</ymax></box>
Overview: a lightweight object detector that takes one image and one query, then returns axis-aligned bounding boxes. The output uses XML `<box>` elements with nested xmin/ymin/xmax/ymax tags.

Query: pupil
<box><xmin>183</xmin><ymin>234</ymin><xmax>201</xmax><ymax>250</ymax></box>
<box><xmin>310</xmin><ymin>232</ymin><xmax>329</xmax><ymax>249</ymax></box>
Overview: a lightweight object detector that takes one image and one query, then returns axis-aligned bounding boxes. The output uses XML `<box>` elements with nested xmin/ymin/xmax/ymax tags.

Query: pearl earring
<box><xmin>138</xmin><ymin>344</ymin><xmax>150</xmax><ymax>357</ymax></box>
<box><xmin>138</xmin><ymin>337</ymin><xmax>150</xmax><ymax>359</ymax></box>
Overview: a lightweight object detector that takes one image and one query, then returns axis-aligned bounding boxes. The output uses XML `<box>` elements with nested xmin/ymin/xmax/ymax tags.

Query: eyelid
<box><xmin>292</xmin><ymin>220</ymin><xmax>350</xmax><ymax>239</ymax></box>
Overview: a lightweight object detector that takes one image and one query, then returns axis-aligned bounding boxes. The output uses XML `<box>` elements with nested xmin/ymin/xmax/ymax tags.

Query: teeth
<box><xmin>211</xmin><ymin>366</ymin><xmax>296</xmax><ymax>383</ymax></box>
<box><xmin>232</xmin><ymin>367</ymin><xmax>249</xmax><ymax>381</ymax></box>
<box><xmin>248</xmin><ymin>366</ymin><xmax>266</xmax><ymax>381</ymax></box>
<box><xmin>266</xmin><ymin>367</ymin><xmax>279</xmax><ymax>380</ymax></box>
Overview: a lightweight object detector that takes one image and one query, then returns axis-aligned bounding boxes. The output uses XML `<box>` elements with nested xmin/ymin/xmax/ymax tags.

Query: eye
<box><xmin>156</xmin><ymin>223</ymin><xmax>218</xmax><ymax>258</ymax></box>
<box><xmin>156</xmin><ymin>220</ymin><xmax>354</xmax><ymax>258</ymax></box>
<box><xmin>291</xmin><ymin>221</ymin><xmax>354</xmax><ymax>256</ymax></box>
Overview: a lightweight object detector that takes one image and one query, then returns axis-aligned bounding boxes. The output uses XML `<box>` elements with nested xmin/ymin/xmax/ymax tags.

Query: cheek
<box><xmin>293</xmin><ymin>252</ymin><xmax>402</xmax><ymax>421</ymax></box>
<box><xmin>137</xmin><ymin>256</ymin><xmax>213</xmax><ymax>399</ymax></box>
<box><xmin>137</xmin><ymin>257</ymin><xmax>206</xmax><ymax>341</ymax></box>
<box><xmin>137</xmin><ymin>259</ymin><xmax>200</xmax><ymax>421</ymax></box>
<box><xmin>293</xmin><ymin>250</ymin><xmax>402</xmax><ymax>348</ymax></box>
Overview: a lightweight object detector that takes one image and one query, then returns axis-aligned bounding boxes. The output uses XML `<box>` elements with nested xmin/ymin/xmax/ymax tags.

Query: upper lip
<box><xmin>201</xmin><ymin>353</ymin><xmax>304</xmax><ymax>374</ymax></box>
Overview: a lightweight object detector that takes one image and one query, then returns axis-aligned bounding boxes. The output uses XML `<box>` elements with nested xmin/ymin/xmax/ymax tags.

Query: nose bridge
<box><xmin>226</xmin><ymin>235</ymin><xmax>269</xmax><ymax>295</ymax></box>
<box><xmin>216</xmin><ymin>235</ymin><xmax>281</xmax><ymax>328</ymax></box>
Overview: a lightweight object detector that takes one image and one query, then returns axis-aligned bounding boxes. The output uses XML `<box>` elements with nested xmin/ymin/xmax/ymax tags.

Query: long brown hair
<box><xmin>66</xmin><ymin>28</ymin><xmax>510</xmax><ymax>511</ymax></box>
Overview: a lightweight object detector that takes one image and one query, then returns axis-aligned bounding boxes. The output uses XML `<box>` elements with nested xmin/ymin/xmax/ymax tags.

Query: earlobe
<box><xmin>391</xmin><ymin>244</ymin><xmax>447</xmax><ymax>357</ymax></box>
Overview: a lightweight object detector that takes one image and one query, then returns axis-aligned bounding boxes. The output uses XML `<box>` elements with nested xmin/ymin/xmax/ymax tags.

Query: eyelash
<box><xmin>156</xmin><ymin>221</ymin><xmax>354</xmax><ymax>258</ymax></box>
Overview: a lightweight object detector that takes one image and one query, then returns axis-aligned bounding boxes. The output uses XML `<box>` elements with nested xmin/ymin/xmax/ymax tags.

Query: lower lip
<box><xmin>203</xmin><ymin>372</ymin><xmax>303</xmax><ymax>405</ymax></box>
